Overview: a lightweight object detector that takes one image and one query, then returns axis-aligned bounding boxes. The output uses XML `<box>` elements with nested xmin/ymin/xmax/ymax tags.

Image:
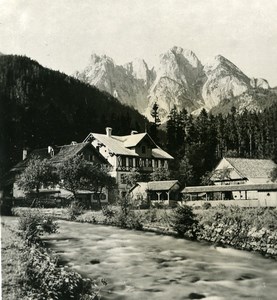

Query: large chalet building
<box><xmin>83</xmin><ymin>127</ymin><xmax>174</xmax><ymax>196</ymax></box>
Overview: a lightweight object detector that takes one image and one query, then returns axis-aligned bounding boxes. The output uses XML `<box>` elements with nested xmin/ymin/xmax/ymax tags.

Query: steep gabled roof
<box><xmin>123</xmin><ymin>133</ymin><xmax>156</xmax><ymax>148</ymax></box>
<box><xmin>87</xmin><ymin>132</ymin><xmax>174</xmax><ymax>159</ymax></box>
<box><xmin>224</xmin><ymin>157</ymin><xmax>276</xmax><ymax>179</ymax></box>
<box><xmin>50</xmin><ymin>143</ymin><xmax>88</xmax><ymax>163</ymax></box>
<box><xmin>92</xmin><ymin>133</ymin><xmax>136</xmax><ymax>156</ymax></box>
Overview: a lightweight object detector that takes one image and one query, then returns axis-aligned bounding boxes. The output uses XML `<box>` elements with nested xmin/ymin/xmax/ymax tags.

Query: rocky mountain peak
<box><xmin>74</xmin><ymin>47</ymin><xmax>276</xmax><ymax>121</ymax></box>
<box><xmin>201</xmin><ymin>54</ymin><xmax>252</xmax><ymax>110</ymax></box>
<box><xmin>145</xmin><ymin>47</ymin><xmax>206</xmax><ymax>122</ymax></box>
<box><xmin>124</xmin><ymin>58</ymin><xmax>155</xmax><ymax>87</ymax></box>
<box><xmin>89</xmin><ymin>53</ymin><xmax>114</xmax><ymax>65</ymax></box>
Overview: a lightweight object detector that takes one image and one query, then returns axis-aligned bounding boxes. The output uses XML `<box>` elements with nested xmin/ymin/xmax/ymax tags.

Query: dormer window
<box><xmin>142</xmin><ymin>146</ymin><xmax>146</xmax><ymax>154</ymax></box>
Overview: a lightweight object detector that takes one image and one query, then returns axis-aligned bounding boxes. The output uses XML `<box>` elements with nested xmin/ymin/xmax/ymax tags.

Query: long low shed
<box><xmin>182</xmin><ymin>183</ymin><xmax>277</xmax><ymax>207</ymax></box>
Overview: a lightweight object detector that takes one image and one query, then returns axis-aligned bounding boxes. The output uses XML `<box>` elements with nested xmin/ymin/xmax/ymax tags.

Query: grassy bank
<box><xmin>1</xmin><ymin>213</ymin><xmax>102</xmax><ymax>300</ymax></box>
<box><xmin>1</xmin><ymin>219</ymin><xmax>28</xmax><ymax>300</ymax></box>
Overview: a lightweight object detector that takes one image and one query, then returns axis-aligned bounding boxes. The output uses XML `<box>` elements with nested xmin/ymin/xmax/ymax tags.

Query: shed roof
<box><xmin>132</xmin><ymin>180</ymin><xmax>180</xmax><ymax>192</ymax></box>
<box><xmin>182</xmin><ymin>183</ymin><xmax>277</xmax><ymax>193</ymax></box>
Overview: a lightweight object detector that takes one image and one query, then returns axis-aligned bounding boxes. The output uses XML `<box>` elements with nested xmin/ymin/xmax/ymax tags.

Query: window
<box><xmin>135</xmin><ymin>158</ymin><xmax>140</xmax><ymax>167</ymax></box>
<box><xmin>129</xmin><ymin>157</ymin><xmax>133</xmax><ymax>167</ymax></box>
<box><xmin>120</xmin><ymin>174</ymin><xmax>127</xmax><ymax>184</ymax></box>
<box><xmin>88</xmin><ymin>154</ymin><xmax>94</xmax><ymax>162</ymax></box>
<box><xmin>100</xmin><ymin>193</ymin><xmax>107</xmax><ymax>200</ymax></box>
<box><xmin>121</xmin><ymin>157</ymin><xmax>126</xmax><ymax>167</ymax></box>
<box><xmin>142</xmin><ymin>146</ymin><xmax>146</xmax><ymax>154</ymax></box>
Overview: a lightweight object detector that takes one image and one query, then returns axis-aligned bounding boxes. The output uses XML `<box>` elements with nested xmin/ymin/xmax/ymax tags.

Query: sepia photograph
<box><xmin>0</xmin><ymin>0</ymin><xmax>277</xmax><ymax>299</ymax></box>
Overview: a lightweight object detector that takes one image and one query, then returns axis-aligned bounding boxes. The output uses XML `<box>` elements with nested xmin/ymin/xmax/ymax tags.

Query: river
<box><xmin>43</xmin><ymin>220</ymin><xmax>277</xmax><ymax>300</ymax></box>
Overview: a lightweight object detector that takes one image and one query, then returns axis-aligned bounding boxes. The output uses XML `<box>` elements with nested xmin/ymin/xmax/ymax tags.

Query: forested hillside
<box><xmin>0</xmin><ymin>55</ymin><xmax>148</xmax><ymax>175</ymax></box>
<box><xmin>165</xmin><ymin>104</ymin><xmax>277</xmax><ymax>185</ymax></box>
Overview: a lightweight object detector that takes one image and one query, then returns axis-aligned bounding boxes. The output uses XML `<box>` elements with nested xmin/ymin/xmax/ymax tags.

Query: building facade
<box><xmin>210</xmin><ymin>157</ymin><xmax>276</xmax><ymax>200</ymax></box>
<box><xmin>3</xmin><ymin>142</ymin><xmax>110</xmax><ymax>205</ymax></box>
<box><xmin>83</xmin><ymin>128</ymin><xmax>174</xmax><ymax>195</ymax></box>
<box><xmin>130</xmin><ymin>180</ymin><xmax>181</xmax><ymax>207</ymax></box>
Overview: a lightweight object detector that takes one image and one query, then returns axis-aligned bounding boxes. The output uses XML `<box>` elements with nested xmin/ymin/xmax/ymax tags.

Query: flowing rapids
<box><xmin>43</xmin><ymin>220</ymin><xmax>277</xmax><ymax>300</ymax></box>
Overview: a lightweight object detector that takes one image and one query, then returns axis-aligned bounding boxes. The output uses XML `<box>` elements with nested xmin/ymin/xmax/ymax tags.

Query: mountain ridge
<box><xmin>75</xmin><ymin>46</ymin><xmax>276</xmax><ymax>121</ymax></box>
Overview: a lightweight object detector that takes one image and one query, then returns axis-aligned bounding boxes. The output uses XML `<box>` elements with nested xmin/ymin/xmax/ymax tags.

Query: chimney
<box><xmin>22</xmin><ymin>149</ymin><xmax>28</xmax><ymax>160</ymax></box>
<box><xmin>48</xmin><ymin>146</ymin><xmax>54</xmax><ymax>157</ymax></box>
<box><xmin>106</xmin><ymin>127</ymin><xmax>112</xmax><ymax>137</ymax></box>
<box><xmin>131</xmin><ymin>130</ymin><xmax>138</xmax><ymax>135</ymax></box>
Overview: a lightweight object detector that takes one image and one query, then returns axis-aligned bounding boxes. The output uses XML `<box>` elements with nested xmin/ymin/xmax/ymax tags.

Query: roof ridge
<box><xmin>226</xmin><ymin>157</ymin><xmax>274</xmax><ymax>161</ymax></box>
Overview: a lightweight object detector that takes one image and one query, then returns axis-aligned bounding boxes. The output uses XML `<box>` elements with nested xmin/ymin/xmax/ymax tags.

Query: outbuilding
<box><xmin>130</xmin><ymin>180</ymin><xmax>181</xmax><ymax>207</ymax></box>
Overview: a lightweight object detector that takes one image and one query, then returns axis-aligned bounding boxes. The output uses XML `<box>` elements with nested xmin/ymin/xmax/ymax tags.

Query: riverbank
<box><xmin>12</xmin><ymin>205</ymin><xmax>277</xmax><ymax>258</ymax></box>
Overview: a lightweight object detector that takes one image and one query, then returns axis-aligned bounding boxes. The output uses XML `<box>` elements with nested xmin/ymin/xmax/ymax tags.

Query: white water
<box><xmin>44</xmin><ymin>220</ymin><xmax>277</xmax><ymax>300</ymax></box>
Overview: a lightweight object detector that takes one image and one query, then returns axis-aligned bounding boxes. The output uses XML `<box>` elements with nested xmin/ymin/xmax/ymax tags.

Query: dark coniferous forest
<box><xmin>164</xmin><ymin>105</ymin><xmax>277</xmax><ymax>185</ymax></box>
<box><xmin>0</xmin><ymin>54</ymin><xmax>276</xmax><ymax>185</ymax></box>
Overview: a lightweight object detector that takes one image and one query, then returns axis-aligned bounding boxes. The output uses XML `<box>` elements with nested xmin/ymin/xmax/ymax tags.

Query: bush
<box><xmin>67</xmin><ymin>201</ymin><xmax>84</xmax><ymax>220</ymax></box>
<box><xmin>151</xmin><ymin>201</ymin><xmax>168</xmax><ymax>209</ymax></box>
<box><xmin>202</xmin><ymin>202</ymin><xmax>212</xmax><ymax>210</ymax></box>
<box><xmin>20</xmin><ymin>246</ymin><xmax>98</xmax><ymax>300</ymax></box>
<box><xmin>172</xmin><ymin>205</ymin><xmax>198</xmax><ymax>238</ymax></box>
<box><xmin>102</xmin><ymin>204</ymin><xmax>116</xmax><ymax>223</ymax></box>
<box><xmin>144</xmin><ymin>208</ymin><xmax>158</xmax><ymax>223</ymax></box>
<box><xmin>198</xmin><ymin>205</ymin><xmax>277</xmax><ymax>231</ymax></box>
<box><xmin>18</xmin><ymin>209</ymin><xmax>58</xmax><ymax>244</ymax></box>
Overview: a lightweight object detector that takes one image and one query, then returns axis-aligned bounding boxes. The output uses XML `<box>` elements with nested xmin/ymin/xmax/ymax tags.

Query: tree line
<box><xmin>158</xmin><ymin>103</ymin><xmax>277</xmax><ymax>186</ymax></box>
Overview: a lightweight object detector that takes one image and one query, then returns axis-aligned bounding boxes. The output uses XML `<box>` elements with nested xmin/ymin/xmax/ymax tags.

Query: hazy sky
<box><xmin>1</xmin><ymin>0</ymin><xmax>277</xmax><ymax>86</ymax></box>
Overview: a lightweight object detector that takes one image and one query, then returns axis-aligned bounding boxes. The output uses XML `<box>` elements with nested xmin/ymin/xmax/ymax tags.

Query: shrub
<box><xmin>102</xmin><ymin>204</ymin><xmax>116</xmax><ymax>223</ymax></box>
<box><xmin>145</xmin><ymin>208</ymin><xmax>158</xmax><ymax>223</ymax></box>
<box><xmin>113</xmin><ymin>195</ymin><xmax>144</xmax><ymax>230</ymax></box>
<box><xmin>151</xmin><ymin>201</ymin><xmax>168</xmax><ymax>209</ymax></box>
<box><xmin>20</xmin><ymin>242</ymin><xmax>99</xmax><ymax>299</ymax></box>
<box><xmin>171</xmin><ymin>205</ymin><xmax>198</xmax><ymax>238</ymax></box>
<box><xmin>67</xmin><ymin>201</ymin><xmax>84</xmax><ymax>220</ymax></box>
<box><xmin>18</xmin><ymin>209</ymin><xmax>58</xmax><ymax>244</ymax></box>
<box><xmin>202</xmin><ymin>202</ymin><xmax>212</xmax><ymax>210</ymax></box>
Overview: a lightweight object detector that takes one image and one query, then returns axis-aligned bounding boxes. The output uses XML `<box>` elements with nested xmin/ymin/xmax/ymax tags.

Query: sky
<box><xmin>1</xmin><ymin>0</ymin><xmax>277</xmax><ymax>86</ymax></box>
